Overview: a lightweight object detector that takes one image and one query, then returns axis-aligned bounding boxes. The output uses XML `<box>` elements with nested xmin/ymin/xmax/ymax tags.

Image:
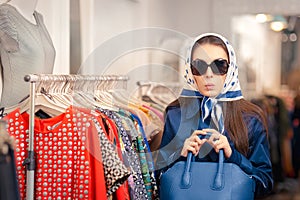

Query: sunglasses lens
<box><xmin>191</xmin><ymin>59</ymin><xmax>229</xmax><ymax>76</ymax></box>
<box><xmin>211</xmin><ymin>59</ymin><xmax>229</xmax><ymax>75</ymax></box>
<box><xmin>191</xmin><ymin>60</ymin><xmax>208</xmax><ymax>75</ymax></box>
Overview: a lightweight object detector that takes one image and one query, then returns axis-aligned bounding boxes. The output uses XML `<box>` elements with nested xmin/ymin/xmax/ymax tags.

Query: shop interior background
<box><xmin>8</xmin><ymin>0</ymin><xmax>300</xmax><ymax>101</ymax></box>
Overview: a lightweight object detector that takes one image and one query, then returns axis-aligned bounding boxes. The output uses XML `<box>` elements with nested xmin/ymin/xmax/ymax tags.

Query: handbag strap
<box><xmin>181</xmin><ymin>149</ymin><xmax>225</xmax><ymax>190</ymax></box>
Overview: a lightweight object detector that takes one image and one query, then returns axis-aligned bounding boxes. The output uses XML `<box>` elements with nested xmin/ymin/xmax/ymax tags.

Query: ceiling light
<box><xmin>270</xmin><ymin>15</ymin><xmax>288</xmax><ymax>32</ymax></box>
<box><xmin>270</xmin><ymin>21</ymin><xmax>286</xmax><ymax>32</ymax></box>
<box><xmin>255</xmin><ymin>14</ymin><xmax>273</xmax><ymax>23</ymax></box>
<box><xmin>289</xmin><ymin>33</ymin><xmax>297</xmax><ymax>41</ymax></box>
<box><xmin>256</xmin><ymin>14</ymin><xmax>267</xmax><ymax>23</ymax></box>
<box><xmin>282</xmin><ymin>34</ymin><xmax>289</xmax><ymax>42</ymax></box>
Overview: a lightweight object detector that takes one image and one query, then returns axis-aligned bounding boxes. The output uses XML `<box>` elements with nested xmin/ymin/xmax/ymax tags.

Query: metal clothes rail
<box><xmin>23</xmin><ymin>74</ymin><xmax>129</xmax><ymax>200</ymax></box>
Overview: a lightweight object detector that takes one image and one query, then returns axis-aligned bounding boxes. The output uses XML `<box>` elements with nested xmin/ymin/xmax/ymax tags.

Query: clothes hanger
<box><xmin>109</xmin><ymin>78</ymin><xmax>151</xmax><ymax>110</ymax></box>
<box><xmin>32</xmin><ymin>81</ymin><xmax>68</xmax><ymax>116</ymax></box>
<box><xmin>137</xmin><ymin>83</ymin><xmax>160</xmax><ymax>105</ymax></box>
<box><xmin>92</xmin><ymin>77</ymin><xmax>120</xmax><ymax>111</ymax></box>
<box><xmin>45</xmin><ymin>78</ymin><xmax>72</xmax><ymax>108</ymax></box>
<box><xmin>100</xmin><ymin>77</ymin><xmax>149</xmax><ymax>112</ymax></box>
<box><xmin>142</xmin><ymin>82</ymin><xmax>179</xmax><ymax>108</ymax></box>
<box><xmin>3</xmin><ymin>82</ymin><xmax>67</xmax><ymax>117</ymax></box>
<box><xmin>71</xmin><ymin>78</ymin><xmax>97</xmax><ymax>109</ymax></box>
<box><xmin>68</xmin><ymin>77</ymin><xmax>117</xmax><ymax>112</ymax></box>
<box><xmin>33</xmin><ymin>93</ymin><xmax>66</xmax><ymax>116</ymax></box>
<box><xmin>111</xmin><ymin>88</ymin><xmax>148</xmax><ymax>108</ymax></box>
<box><xmin>3</xmin><ymin>95</ymin><xmax>30</xmax><ymax>115</ymax></box>
<box><xmin>4</xmin><ymin>90</ymin><xmax>66</xmax><ymax>117</ymax></box>
<box><xmin>60</xmin><ymin>79</ymin><xmax>74</xmax><ymax>105</ymax></box>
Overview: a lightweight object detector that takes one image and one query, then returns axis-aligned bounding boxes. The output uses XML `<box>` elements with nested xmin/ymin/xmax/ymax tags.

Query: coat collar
<box><xmin>178</xmin><ymin>97</ymin><xmax>202</xmax><ymax>120</ymax></box>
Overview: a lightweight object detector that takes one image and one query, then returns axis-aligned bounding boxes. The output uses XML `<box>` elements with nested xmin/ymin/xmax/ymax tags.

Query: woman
<box><xmin>156</xmin><ymin>33</ymin><xmax>273</xmax><ymax>198</ymax></box>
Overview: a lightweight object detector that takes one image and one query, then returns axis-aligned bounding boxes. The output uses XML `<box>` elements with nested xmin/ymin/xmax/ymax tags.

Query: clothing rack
<box><xmin>136</xmin><ymin>80</ymin><xmax>182</xmax><ymax>107</ymax></box>
<box><xmin>136</xmin><ymin>80</ymin><xmax>182</xmax><ymax>88</ymax></box>
<box><xmin>136</xmin><ymin>80</ymin><xmax>182</xmax><ymax>96</ymax></box>
<box><xmin>23</xmin><ymin>74</ymin><xmax>129</xmax><ymax>200</ymax></box>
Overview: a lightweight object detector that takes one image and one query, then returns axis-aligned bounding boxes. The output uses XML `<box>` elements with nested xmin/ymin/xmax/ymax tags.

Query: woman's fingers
<box><xmin>193</xmin><ymin>134</ymin><xmax>205</xmax><ymax>144</ymax></box>
<box><xmin>185</xmin><ymin>129</ymin><xmax>233</xmax><ymax>158</ymax></box>
<box><xmin>189</xmin><ymin>135</ymin><xmax>204</xmax><ymax>153</ymax></box>
<box><xmin>192</xmin><ymin>130</ymin><xmax>206</xmax><ymax>137</ymax></box>
<box><xmin>186</xmin><ymin>144</ymin><xmax>198</xmax><ymax>155</ymax></box>
<box><xmin>211</xmin><ymin>135</ymin><xmax>232</xmax><ymax>158</ymax></box>
<box><xmin>181</xmin><ymin>140</ymin><xmax>198</xmax><ymax>156</ymax></box>
<box><xmin>181</xmin><ymin>131</ymin><xmax>208</xmax><ymax>157</ymax></box>
<box><xmin>214</xmin><ymin>139</ymin><xmax>224</xmax><ymax>153</ymax></box>
<box><xmin>193</xmin><ymin>130</ymin><xmax>211</xmax><ymax>140</ymax></box>
<box><xmin>202</xmin><ymin>128</ymin><xmax>218</xmax><ymax>134</ymax></box>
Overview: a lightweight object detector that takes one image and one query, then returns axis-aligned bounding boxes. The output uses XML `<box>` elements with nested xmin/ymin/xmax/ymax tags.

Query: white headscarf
<box><xmin>180</xmin><ymin>33</ymin><xmax>243</xmax><ymax>133</ymax></box>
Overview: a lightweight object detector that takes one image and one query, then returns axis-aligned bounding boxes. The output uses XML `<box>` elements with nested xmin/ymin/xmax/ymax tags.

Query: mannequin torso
<box><xmin>0</xmin><ymin>0</ymin><xmax>56</xmax><ymax>108</ymax></box>
<box><xmin>6</xmin><ymin>0</ymin><xmax>38</xmax><ymax>24</ymax></box>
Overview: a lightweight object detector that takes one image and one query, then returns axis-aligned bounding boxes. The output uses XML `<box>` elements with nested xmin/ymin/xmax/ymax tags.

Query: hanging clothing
<box><xmin>127</xmin><ymin>105</ymin><xmax>161</xmax><ymax>142</ymax></box>
<box><xmin>0</xmin><ymin>3</ymin><xmax>55</xmax><ymax>107</ymax></box>
<box><xmin>131</xmin><ymin>113</ymin><xmax>158</xmax><ymax>200</ymax></box>
<box><xmin>98</xmin><ymin>108</ymin><xmax>149</xmax><ymax>200</ymax></box>
<box><xmin>140</xmin><ymin>105</ymin><xmax>164</xmax><ymax>154</ymax></box>
<box><xmin>0</xmin><ymin>148</ymin><xmax>20</xmax><ymax>200</ymax></box>
<box><xmin>4</xmin><ymin>106</ymin><xmax>130</xmax><ymax>199</ymax></box>
<box><xmin>1</xmin><ymin>72</ymin><xmax>166</xmax><ymax>199</ymax></box>
<box><xmin>88</xmin><ymin>108</ymin><xmax>131</xmax><ymax>200</ymax></box>
<box><xmin>116</xmin><ymin>110</ymin><xmax>149</xmax><ymax>200</ymax></box>
<box><xmin>91</xmin><ymin>117</ymin><xmax>131</xmax><ymax>199</ymax></box>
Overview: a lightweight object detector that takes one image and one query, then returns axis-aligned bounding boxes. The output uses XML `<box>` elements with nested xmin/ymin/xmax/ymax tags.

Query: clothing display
<box><xmin>0</xmin><ymin>3</ymin><xmax>55</xmax><ymax>107</ymax></box>
<box><xmin>135</xmin><ymin>81</ymin><xmax>181</xmax><ymax>162</ymax></box>
<box><xmin>2</xmin><ymin>74</ymin><xmax>164</xmax><ymax>200</ymax></box>
<box><xmin>4</xmin><ymin>107</ymin><xmax>114</xmax><ymax>199</ymax></box>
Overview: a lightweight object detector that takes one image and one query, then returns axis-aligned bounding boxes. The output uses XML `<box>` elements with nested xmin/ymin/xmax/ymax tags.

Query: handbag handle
<box><xmin>181</xmin><ymin>149</ymin><xmax>225</xmax><ymax>190</ymax></box>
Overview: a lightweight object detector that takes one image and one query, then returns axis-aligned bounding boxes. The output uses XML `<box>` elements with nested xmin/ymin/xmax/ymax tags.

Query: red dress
<box><xmin>4</xmin><ymin>107</ymin><xmax>108</xmax><ymax>199</ymax></box>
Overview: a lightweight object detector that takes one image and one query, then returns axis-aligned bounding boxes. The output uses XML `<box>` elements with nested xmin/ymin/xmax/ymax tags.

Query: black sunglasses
<box><xmin>191</xmin><ymin>58</ymin><xmax>229</xmax><ymax>76</ymax></box>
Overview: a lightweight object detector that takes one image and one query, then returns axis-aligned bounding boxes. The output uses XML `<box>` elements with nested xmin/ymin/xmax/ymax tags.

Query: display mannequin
<box><xmin>0</xmin><ymin>0</ymin><xmax>55</xmax><ymax>108</ymax></box>
<box><xmin>5</xmin><ymin>0</ymin><xmax>38</xmax><ymax>24</ymax></box>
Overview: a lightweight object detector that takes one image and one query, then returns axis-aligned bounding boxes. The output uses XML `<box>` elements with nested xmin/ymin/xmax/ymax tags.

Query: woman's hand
<box><xmin>202</xmin><ymin>128</ymin><xmax>232</xmax><ymax>158</ymax></box>
<box><xmin>181</xmin><ymin>130</ymin><xmax>207</xmax><ymax>157</ymax></box>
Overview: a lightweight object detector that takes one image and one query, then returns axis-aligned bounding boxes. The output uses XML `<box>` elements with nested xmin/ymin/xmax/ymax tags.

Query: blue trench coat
<box><xmin>155</xmin><ymin>97</ymin><xmax>273</xmax><ymax>197</ymax></box>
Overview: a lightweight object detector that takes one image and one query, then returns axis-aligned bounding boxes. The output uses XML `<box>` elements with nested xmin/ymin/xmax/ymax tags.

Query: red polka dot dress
<box><xmin>4</xmin><ymin>107</ymin><xmax>109</xmax><ymax>199</ymax></box>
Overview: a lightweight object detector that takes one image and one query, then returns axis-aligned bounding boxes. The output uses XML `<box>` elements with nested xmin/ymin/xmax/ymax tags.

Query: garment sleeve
<box><xmin>227</xmin><ymin>117</ymin><xmax>273</xmax><ymax>198</ymax></box>
<box><xmin>91</xmin><ymin>117</ymin><xmax>131</xmax><ymax>198</ymax></box>
<box><xmin>0</xmin><ymin>7</ymin><xmax>19</xmax><ymax>52</ymax></box>
<box><xmin>155</xmin><ymin>107</ymin><xmax>183</xmax><ymax>172</ymax></box>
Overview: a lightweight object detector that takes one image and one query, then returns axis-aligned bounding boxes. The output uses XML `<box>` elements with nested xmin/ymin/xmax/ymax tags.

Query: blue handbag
<box><xmin>159</xmin><ymin>149</ymin><xmax>255</xmax><ymax>200</ymax></box>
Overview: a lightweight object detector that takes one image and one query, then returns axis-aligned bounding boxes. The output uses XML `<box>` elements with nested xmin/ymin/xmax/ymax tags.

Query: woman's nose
<box><xmin>204</xmin><ymin>66</ymin><xmax>214</xmax><ymax>77</ymax></box>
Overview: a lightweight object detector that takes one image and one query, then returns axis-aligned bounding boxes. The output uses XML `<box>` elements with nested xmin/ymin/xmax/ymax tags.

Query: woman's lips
<box><xmin>205</xmin><ymin>84</ymin><xmax>215</xmax><ymax>90</ymax></box>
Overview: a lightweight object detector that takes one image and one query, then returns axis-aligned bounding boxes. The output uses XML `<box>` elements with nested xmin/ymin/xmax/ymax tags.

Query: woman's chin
<box><xmin>201</xmin><ymin>90</ymin><xmax>219</xmax><ymax>98</ymax></box>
